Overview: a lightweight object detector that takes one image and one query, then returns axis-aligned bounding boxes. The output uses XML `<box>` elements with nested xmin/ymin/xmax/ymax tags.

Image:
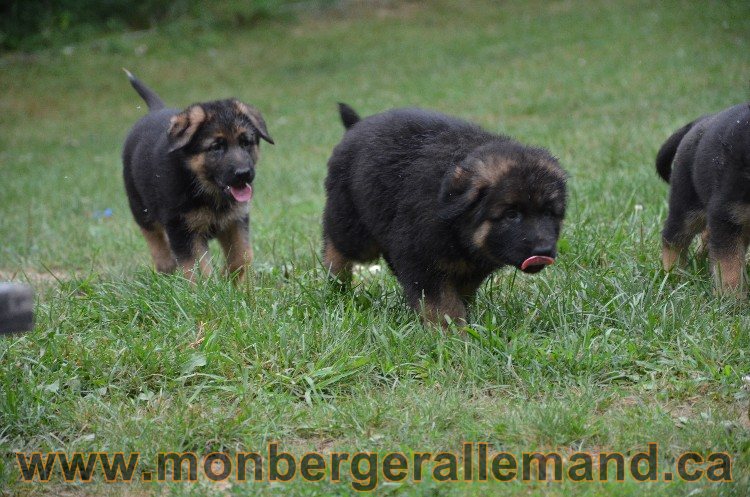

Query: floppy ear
<box><xmin>234</xmin><ymin>100</ymin><xmax>274</xmax><ymax>144</ymax></box>
<box><xmin>168</xmin><ymin>105</ymin><xmax>206</xmax><ymax>153</ymax></box>
<box><xmin>438</xmin><ymin>163</ymin><xmax>484</xmax><ymax>221</ymax></box>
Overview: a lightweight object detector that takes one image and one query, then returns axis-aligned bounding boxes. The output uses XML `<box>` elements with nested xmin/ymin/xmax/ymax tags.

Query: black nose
<box><xmin>532</xmin><ymin>243</ymin><xmax>556</xmax><ymax>258</ymax></box>
<box><xmin>232</xmin><ymin>168</ymin><xmax>255</xmax><ymax>186</ymax></box>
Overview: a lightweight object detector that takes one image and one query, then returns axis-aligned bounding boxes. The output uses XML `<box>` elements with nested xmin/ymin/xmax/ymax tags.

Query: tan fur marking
<box><xmin>186</xmin><ymin>153</ymin><xmax>225</xmax><ymax>199</ymax></box>
<box><xmin>183</xmin><ymin>204</ymin><xmax>248</xmax><ymax>235</ymax></box>
<box><xmin>476</xmin><ymin>156</ymin><xmax>514</xmax><ymax>185</ymax></box>
<box><xmin>662</xmin><ymin>243</ymin><xmax>682</xmax><ymax>272</ymax></box>
<box><xmin>183</xmin><ymin>208</ymin><xmax>215</xmax><ymax>234</ymax></box>
<box><xmin>234</xmin><ymin>101</ymin><xmax>253</xmax><ymax>117</ymax></box>
<box><xmin>233</xmin><ymin>100</ymin><xmax>271</xmax><ymax>143</ymax></box>
<box><xmin>472</xmin><ymin>220</ymin><xmax>492</xmax><ymax>249</ymax></box>
<box><xmin>323</xmin><ymin>237</ymin><xmax>352</xmax><ymax>284</ymax></box>
<box><xmin>169</xmin><ymin>105</ymin><xmax>206</xmax><ymax>150</ymax></box>
<box><xmin>712</xmin><ymin>248</ymin><xmax>745</xmax><ymax>293</ymax></box>
<box><xmin>217</xmin><ymin>222</ymin><xmax>253</xmax><ymax>280</ymax></box>
<box><xmin>420</xmin><ymin>284</ymin><xmax>466</xmax><ymax>328</ymax></box>
<box><xmin>169</xmin><ymin>113</ymin><xmax>188</xmax><ymax>131</ymax></box>
<box><xmin>140</xmin><ymin>225</ymin><xmax>176</xmax><ymax>273</ymax></box>
<box><xmin>187</xmin><ymin>106</ymin><xmax>206</xmax><ymax>135</ymax></box>
<box><xmin>187</xmin><ymin>153</ymin><xmax>207</xmax><ymax>176</ymax></box>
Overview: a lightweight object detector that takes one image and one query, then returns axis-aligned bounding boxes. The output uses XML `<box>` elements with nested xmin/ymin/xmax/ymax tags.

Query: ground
<box><xmin>1</xmin><ymin>0</ymin><xmax>749</xmax><ymax>495</ymax></box>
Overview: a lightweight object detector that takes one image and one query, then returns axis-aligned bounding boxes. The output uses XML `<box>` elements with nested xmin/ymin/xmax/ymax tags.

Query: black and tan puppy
<box><xmin>657</xmin><ymin>102</ymin><xmax>750</xmax><ymax>293</ymax></box>
<box><xmin>122</xmin><ymin>70</ymin><xmax>273</xmax><ymax>280</ymax></box>
<box><xmin>323</xmin><ymin>104</ymin><xmax>567</xmax><ymax>324</ymax></box>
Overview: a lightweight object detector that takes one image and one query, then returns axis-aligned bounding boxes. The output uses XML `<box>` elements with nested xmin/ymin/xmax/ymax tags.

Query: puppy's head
<box><xmin>439</xmin><ymin>141</ymin><xmax>567</xmax><ymax>273</ymax></box>
<box><xmin>168</xmin><ymin>99</ymin><xmax>273</xmax><ymax>202</ymax></box>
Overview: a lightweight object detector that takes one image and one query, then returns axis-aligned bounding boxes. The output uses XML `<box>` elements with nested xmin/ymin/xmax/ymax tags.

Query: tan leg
<box><xmin>420</xmin><ymin>284</ymin><xmax>467</xmax><ymax>328</ymax></box>
<box><xmin>711</xmin><ymin>242</ymin><xmax>747</xmax><ymax>294</ymax></box>
<box><xmin>323</xmin><ymin>237</ymin><xmax>353</xmax><ymax>285</ymax></box>
<box><xmin>140</xmin><ymin>225</ymin><xmax>176</xmax><ymax>273</ymax></box>
<box><xmin>662</xmin><ymin>242</ymin><xmax>684</xmax><ymax>272</ymax></box>
<box><xmin>661</xmin><ymin>210</ymin><xmax>705</xmax><ymax>271</ymax></box>
<box><xmin>180</xmin><ymin>237</ymin><xmax>211</xmax><ymax>282</ymax></box>
<box><xmin>217</xmin><ymin>222</ymin><xmax>253</xmax><ymax>281</ymax></box>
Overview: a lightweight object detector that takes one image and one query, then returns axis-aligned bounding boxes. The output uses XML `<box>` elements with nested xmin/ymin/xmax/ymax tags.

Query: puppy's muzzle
<box><xmin>232</xmin><ymin>168</ymin><xmax>255</xmax><ymax>187</ymax></box>
<box><xmin>520</xmin><ymin>244</ymin><xmax>556</xmax><ymax>274</ymax></box>
<box><xmin>226</xmin><ymin>168</ymin><xmax>255</xmax><ymax>203</ymax></box>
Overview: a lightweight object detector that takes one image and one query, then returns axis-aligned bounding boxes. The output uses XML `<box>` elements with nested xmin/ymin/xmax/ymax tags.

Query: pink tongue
<box><xmin>229</xmin><ymin>184</ymin><xmax>253</xmax><ymax>202</ymax></box>
<box><xmin>521</xmin><ymin>255</ymin><xmax>555</xmax><ymax>271</ymax></box>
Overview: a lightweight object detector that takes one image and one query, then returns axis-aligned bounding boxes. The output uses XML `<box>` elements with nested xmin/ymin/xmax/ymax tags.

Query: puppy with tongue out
<box><xmin>323</xmin><ymin>104</ymin><xmax>566</xmax><ymax>326</ymax></box>
<box><xmin>122</xmin><ymin>70</ymin><xmax>274</xmax><ymax>281</ymax></box>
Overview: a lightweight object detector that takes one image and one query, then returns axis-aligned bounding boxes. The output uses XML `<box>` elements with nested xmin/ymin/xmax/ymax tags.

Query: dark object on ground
<box><xmin>122</xmin><ymin>69</ymin><xmax>274</xmax><ymax>281</ymax></box>
<box><xmin>322</xmin><ymin>103</ymin><xmax>567</xmax><ymax>326</ymax></box>
<box><xmin>0</xmin><ymin>283</ymin><xmax>34</xmax><ymax>335</ymax></box>
<box><xmin>657</xmin><ymin>102</ymin><xmax>750</xmax><ymax>293</ymax></box>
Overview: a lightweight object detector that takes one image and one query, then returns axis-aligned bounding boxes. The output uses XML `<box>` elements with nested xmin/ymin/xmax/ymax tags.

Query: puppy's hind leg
<box><xmin>322</xmin><ymin>236</ymin><xmax>353</xmax><ymax>286</ymax></box>
<box><xmin>661</xmin><ymin>209</ymin><xmax>705</xmax><ymax>271</ymax></box>
<box><xmin>321</xmin><ymin>191</ymin><xmax>380</xmax><ymax>286</ymax></box>
<box><xmin>661</xmin><ymin>168</ymin><xmax>704</xmax><ymax>271</ymax></box>
<box><xmin>140</xmin><ymin>224</ymin><xmax>177</xmax><ymax>273</ymax></box>
<box><xmin>707</xmin><ymin>213</ymin><xmax>748</xmax><ymax>294</ymax></box>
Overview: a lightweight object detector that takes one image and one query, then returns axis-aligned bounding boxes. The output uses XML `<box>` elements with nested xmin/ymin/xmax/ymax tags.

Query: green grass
<box><xmin>1</xmin><ymin>0</ymin><xmax>750</xmax><ymax>495</ymax></box>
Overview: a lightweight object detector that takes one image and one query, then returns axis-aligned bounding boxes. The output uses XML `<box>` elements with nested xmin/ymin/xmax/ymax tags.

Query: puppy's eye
<box><xmin>208</xmin><ymin>139</ymin><xmax>226</xmax><ymax>152</ymax></box>
<box><xmin>502</xmin><ymin>209</ymin><xmax>522</xmax><ymax>222</ymax></box>
<box><xmin>238</xmin><ymin>135</ymin><xmax>253</xmax><ymax>148</ymax></box>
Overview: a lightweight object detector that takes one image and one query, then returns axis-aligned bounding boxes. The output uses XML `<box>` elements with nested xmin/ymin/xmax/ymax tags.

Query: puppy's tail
<box><xmin>123</xmin><ymin>68</ymin><xmax>165</xmax><ymax>111</ymax></box>
<box><xmin>338</xmin><ymin>103</ymin><xmax>361</xmax><ymax>129</ymax></box>
<box><xmin>655</xmin><ymin>120</ymin><xmax>695</xmax><ymax>183</ymax></box>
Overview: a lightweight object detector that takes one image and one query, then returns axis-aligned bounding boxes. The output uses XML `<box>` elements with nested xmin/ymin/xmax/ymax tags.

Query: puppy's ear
<box><xmin>234</xmin><ymin>101</ymin><xmax>274</xmax><ymax>144</ymax></box>
<box><xmin>168</xmin><ymin>105</ymin><xmax>206</xmax><ymax>152</ymax></box>
<box><xmin>438</xmin><ymin>163</ymin><xmax>484</xmax><ymax>220</ymax></box>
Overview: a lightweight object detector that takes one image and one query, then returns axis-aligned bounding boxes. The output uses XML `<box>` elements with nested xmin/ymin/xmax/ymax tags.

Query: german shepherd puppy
<box><xmin>122</xmin><ymin>70</ymin><xmax>273</xmax><ymax>280</ymax></box>
<box><xmin>323</xmin><ymin>104</ymin><xmax>567</xmax><ymax>325</ymax></box>
<box><xmin>657</xmin><ymin>102</ymin><xmax>750</xmax><ymax>293</ymax></box>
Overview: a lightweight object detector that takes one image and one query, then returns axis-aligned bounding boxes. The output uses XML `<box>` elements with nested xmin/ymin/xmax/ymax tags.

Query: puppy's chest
<box><xmin>182</xmin><ymin>203</ymin><xmax>248</xmax><ymax>236</ymax></box>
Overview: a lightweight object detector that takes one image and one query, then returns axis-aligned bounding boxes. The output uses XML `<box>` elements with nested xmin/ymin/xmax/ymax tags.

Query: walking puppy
<box><xmin>323</xmin><ymin>104</ymin><xmax>567</xmax><ymax>325</ymax></box>
<box><xmin>122</xmin><ymin>70</ymin><xmax>273</xmax><ymax>280</ymax></box>
<box><xmin>657</xmin><ymin>102</ymin><xmax>750</xmax><ymax>293</ymax></box>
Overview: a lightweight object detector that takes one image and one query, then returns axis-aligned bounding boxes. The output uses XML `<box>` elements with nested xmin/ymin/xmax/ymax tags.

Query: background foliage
<box><xmin>0</xmin><ymin>0</ymin><xmax>315</xmax><ymax>50</ymax></box>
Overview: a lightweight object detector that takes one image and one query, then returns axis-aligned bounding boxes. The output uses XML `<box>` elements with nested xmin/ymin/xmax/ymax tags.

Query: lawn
<box><xmin>1</xmin><ymin>0</ymin><xmax>749</xmax><ymax>495</ymax></box>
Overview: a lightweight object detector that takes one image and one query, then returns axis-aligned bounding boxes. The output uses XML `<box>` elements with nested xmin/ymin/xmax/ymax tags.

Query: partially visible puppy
<box><xmin>323</xmin><ymin>104</ymin><xmax>567</xmax><ymax>325</ymax></box>
<box><xmin>122</xmin><ymin>70</ymin><xmax>274</xmax><ymax>280</ymax></box>
<box><xmin>657</xmin><ymin>102</ymin><xmax>750</xmax><ymax>293</ymax></box>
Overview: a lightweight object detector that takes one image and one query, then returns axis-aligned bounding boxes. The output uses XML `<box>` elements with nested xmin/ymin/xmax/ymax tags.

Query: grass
<box><xmin>1</xmin><ymin>0</ymin><xmax>750</xmax><ymax>495</ymax></box>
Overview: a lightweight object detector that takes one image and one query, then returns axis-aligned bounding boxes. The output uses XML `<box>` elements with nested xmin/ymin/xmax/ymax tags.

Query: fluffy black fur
<box><xmin>657</xmin><ymin>102</ymin><xmax>750</xmax><ymax>291</ymax></box>
<box><xmin>322</xmin><ymin>104</ymin><xmax>567</xmax><ymax>324</ymax></box>
<box><xmin>122</xmin><ymin>70</ymin><xmax>273</xmax><ymax>278</ymax></box>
